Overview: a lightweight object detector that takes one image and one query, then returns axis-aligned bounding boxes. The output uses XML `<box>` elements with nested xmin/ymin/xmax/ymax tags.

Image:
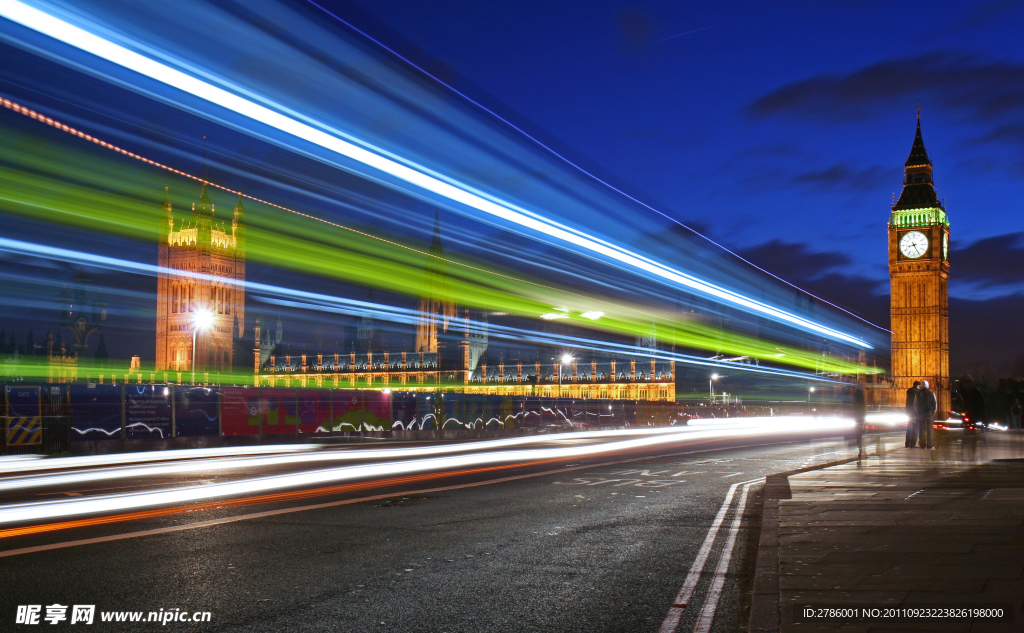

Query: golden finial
<box><xmin>916</xmin><ymin>101</ymin><xmax>921</xmax><ymax>120</ymax></box>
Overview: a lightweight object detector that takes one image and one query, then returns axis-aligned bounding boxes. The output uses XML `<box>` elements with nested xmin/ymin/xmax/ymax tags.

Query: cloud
<box><xmin>718</xmin><ymin>145</ymin><xmax>889</xmax><ymax>194</ymax></box>
<box><xmin>747</xmin><ymin>52</ymin><xmax>1024</xmax><ymax>125</ymax></box>
<box><xmin>951</xmin><ymin>232</ymin><xmax>1024</xmax><ymax>287</ymax></box>
<box><xmin>737</xmin><ymin>240</ymin><xmax>850</xmax><ymax>281</ymax></box>
<box><xmin>788</xmin><ymin>162</ymin><xmax>889</xmax><ymax>192</ymax></box>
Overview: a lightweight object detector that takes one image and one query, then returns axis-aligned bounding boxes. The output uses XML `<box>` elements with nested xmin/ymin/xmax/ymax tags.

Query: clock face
<box><xmin>943</xmin><ymin>234</ymin><xmax>949</xmax><ymax>260</ymax></box>
<box><xmin>899</xmin><ymin>231</ymin><xmax>929</xmax><ymax>259</ymax></box>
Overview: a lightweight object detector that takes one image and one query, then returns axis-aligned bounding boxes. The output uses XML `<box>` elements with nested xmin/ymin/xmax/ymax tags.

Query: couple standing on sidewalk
<box><xmin>905</xmin><ymin>380</ymin><xmax>937</xmax><ymax>449</ymax></box>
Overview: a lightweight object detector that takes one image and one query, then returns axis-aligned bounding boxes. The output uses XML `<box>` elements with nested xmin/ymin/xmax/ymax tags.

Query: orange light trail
<box><xmin>0</xmin><ymin>436</ymin><xmax>735</xmax><ymax>542</ymax></box>
<box><xmin>0</xmin><ymin>458</ymin><xmax>562</xmax><ymax>540</ymax></box>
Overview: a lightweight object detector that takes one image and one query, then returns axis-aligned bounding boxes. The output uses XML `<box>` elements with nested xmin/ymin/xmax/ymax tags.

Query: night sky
<box><xmin>0</xmin><ymin>0</ymin><xmax>1021</xmax><ymax>382</ymax></box>
<box><xmin>332</xmin><ymin>0</ymin><xmax>1024</xmax><ymax>377</ymax></box>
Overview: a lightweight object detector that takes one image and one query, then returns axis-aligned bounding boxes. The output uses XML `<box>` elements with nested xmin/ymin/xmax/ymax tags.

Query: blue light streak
<box><xmin>0</xmin><ymin>235</ymin><xmax>846</xmax><ymax>384</ymax></box>
<box><xmin>0</xmin><ymin>0</ymin><xmax>871</xmax><ymax>349</ymax></box>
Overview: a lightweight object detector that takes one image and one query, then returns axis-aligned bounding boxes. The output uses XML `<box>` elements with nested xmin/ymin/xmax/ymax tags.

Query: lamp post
<box><xmin>709</xmin><ymin>373</ymin><xmax>719</xmax><ymax>405</ymax></box>
<box><xmin>559</xmin><ymin>354</ymin><xmax>574</xmax><ymax>394</ymax></box>
<box><xmin>808</xmin><ymin>386</ymin><xmax>816</xmax><ymax>403</ymax></box>
<box><xmin>191</xmin><ymin>309</ymin><xmax>213</xmax><ymax>384</ymax></box>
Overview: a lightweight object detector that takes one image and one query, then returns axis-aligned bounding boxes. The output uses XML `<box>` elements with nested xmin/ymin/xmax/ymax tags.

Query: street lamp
<box><xmin>808</xmin><ymin>386</ymin><xmax>815</xmax><ymax>403</ymax></box>
<box><xmin>559</xmin><ymin>354</ymin><xmax>574</xmax><ymax>394</ymax></box>
<box><xmin>709</xmin><ymin>373</ymin><xmax>719</xmax><ymax>405</ymax></box>
<box><xmin>192</xmin><ymin>309</ymin><xmax>213</xmax><ymax>384</ymax></box>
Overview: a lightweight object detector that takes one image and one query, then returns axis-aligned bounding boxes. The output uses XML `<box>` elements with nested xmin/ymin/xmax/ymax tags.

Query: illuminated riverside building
<box><xmin>251</xmin><ymin>214</ymin><xmax>676</xmax><ymax>401</ymax></box>
<box><xmin>888</xmin><ymin>112</ymin><xmax>950</xmax><ymax>416</ymax></box>
<box><xmin>155</xmin><ymin>184</ymin><xmax>246</xmax><ymax>374</ymax></box>
<box><xmin>251</xmin><ymin>348</ymin><xmax>676</xmax><ymax>402</ymax></box>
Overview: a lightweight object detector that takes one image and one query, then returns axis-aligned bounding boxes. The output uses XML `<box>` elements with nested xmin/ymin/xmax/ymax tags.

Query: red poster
<box><xmin>221</xmin><ymin>387</ymin><xmax>261</xmax><ymax>436</ymax></box>
<box><xmin>296</xmin><ymin>389</ymin><xmax>328</xmax><ymax>434</ymax></box>
<box><xmin>262</xmin><ymin>388</ymin><xmax>297</xmax><ymax>435</ymax></box>
<box><xmin>363</xmin><ymin>391</ymin><xmax>391</xmax><ymax>432</ymax></box>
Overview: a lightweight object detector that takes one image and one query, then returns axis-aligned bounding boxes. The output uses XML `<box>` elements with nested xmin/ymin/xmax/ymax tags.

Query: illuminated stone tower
<box><xmin>888</xmin><ymin>112</ymin><xmax>950</xmax><ymax>417</ymax></box>
<box><xmin>414</xmin><ymin>211</ymin><xmax>456</xmax><ymax>353</ymax></box>
<box><xmin>155</xmin><ymin>184</ymin><xmax>246</xmax><ymax>375</ymax></box>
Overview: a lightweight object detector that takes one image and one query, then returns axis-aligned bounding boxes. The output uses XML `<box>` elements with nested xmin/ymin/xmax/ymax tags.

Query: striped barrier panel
<box><xmin>6</xmin><ymin>386</ymin><xmax>42</xmax><ymax>447</ymax></box>
<box><xmin>6</xmin><ymin>416</ymin><xmax>42</xmax><ymax>446</ymax></box>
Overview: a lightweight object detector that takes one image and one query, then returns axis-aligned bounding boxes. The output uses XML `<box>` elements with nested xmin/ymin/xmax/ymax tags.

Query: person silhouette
<box><xmin>905</xmin><ymin>381</ymin><xmax>921</xmax><ymax>448</ymax></box>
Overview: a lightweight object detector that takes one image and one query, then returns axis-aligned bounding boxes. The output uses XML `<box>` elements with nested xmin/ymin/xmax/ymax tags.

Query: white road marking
<box><xmin>692</xmin><ymin>480</ymin><xmax>760</xmax><ymax>633</ymax></box>
<box><xmin>657</xmin><ymin>476</ymin><xmax>762</xmax><ymax>633</ymax></box>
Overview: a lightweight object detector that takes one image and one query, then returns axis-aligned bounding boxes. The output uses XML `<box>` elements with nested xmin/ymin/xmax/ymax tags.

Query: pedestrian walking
<box><xmin>918</xmin><ymin>380</ymin><xmax>937</xmax><ymax>449</ymax></box>
<box><xmin>1010</xmin><ymin>398</ymin><xmax>1022</xmax><ymax>430</ymax></box>
<box><xmin>905</xmin><ymin>381</ymin><xmax>921</xmax><ymax>448</ymax></box>
<box><xmin>852</xmin><ymin>385</ymin><xmax>866</xmax><ymax>457</ymax></box>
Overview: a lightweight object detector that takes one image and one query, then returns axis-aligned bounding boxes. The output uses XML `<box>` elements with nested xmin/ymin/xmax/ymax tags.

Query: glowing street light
<box><xmin>710</xmin><ymin>373</ymin><xmax>720</xmax><ymax>405</ymax></box>
<box><xmin>192</xmin><ymin>308</ymin><xmax>213</xmax><ymax>384</ymax></box>
<box><xmin>808</xmin><ymin>386</ymin><xmax>816</xmax><ymax>403</ymax></box>
<box><xmin>556</xmin><ymin>354</ymin><xmax>574</xmax><ymax>395</ymax></box>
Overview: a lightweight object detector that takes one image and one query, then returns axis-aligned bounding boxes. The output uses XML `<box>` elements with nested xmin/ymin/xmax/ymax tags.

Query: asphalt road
<box><xmin>0</xmin><ymin>424</ymin><xmax>875</xmax><ymax>632</ymax></box>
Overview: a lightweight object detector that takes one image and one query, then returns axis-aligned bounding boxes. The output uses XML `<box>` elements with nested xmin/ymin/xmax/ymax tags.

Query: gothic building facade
<box><xmin>252</xmin><ymin>212</ymin><xmax>675</xmax><ymax>401</ymax></box>
<box><xmin>155</xmin><ymin>184</ymin><xmax>246</xmax><ymax>375</ymax></box>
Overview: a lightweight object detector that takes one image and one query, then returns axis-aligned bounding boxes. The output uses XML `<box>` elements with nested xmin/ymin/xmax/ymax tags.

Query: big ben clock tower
<box><xmin>889</xmin><ymin>111</ymin><xmax>950</xmax><ymax>418</ymax></box>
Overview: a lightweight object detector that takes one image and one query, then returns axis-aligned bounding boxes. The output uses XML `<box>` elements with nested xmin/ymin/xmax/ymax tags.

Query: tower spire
<box><xmin>906</xmin><ymin>111</ymin><xmax>931</xmax><ymax>167</ymax></box>
<box><xmin>162</xmin><ymin>185</ymin><xmax>173</xmax><ymax>240</ymax></box>
<box><xmin>195</xmin><ymin>136</ymin><xmax>213</xmax><ymax>219</ymax></box>
<box><xmin>893</xmin><ymin>111</ymin><xmax>940</xmax><ymax>212</ymax></box>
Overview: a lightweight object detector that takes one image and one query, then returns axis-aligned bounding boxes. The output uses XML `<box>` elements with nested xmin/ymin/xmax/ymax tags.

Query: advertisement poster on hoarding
<box><xmin>262</xmin><ymin>388</ymin><xmax>297</xmax><ymax>435</ymax></box>
<box><xmin>175</xmin><ymin>386</ymin><xmax>219</xmax><ymax>436</ymax></box>
<box><xmin>296</xmin><ymin>389</ymin><xmax>328</xmax><ymax>433</ymax></box>
<box><xmin>71</xmin><ymin>384</ymin><xmax>121</xmax><ymax>441</ymax></box>
<box><xmin>125</xmin><ymin>384</ymin><xmax>172</xmax><ymax>439</ymax></box>
<box><xmin>221</xmin><ymin>387</ymin><xmax>260</xmax><ymax>436</ymax></box>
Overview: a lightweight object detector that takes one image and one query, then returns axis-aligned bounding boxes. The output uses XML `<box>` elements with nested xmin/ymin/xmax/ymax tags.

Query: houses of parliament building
<box><xmin>154</xmin><ymin>186</ymin><xmax>676</xmax><ymax>401</ymax></box>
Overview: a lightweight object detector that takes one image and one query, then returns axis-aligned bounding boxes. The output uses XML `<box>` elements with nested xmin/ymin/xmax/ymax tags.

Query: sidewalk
<box><xmin>749</xmin><ymin>431</ymin><xmax>1024</xmax><ymax>633</ymax></box>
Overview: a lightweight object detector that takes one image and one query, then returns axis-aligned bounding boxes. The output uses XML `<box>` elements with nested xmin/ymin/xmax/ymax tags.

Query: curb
<box><xmin>746</xmin><ymin>454</ymin><xmax>866</xmax><ymax>632</ymax></box>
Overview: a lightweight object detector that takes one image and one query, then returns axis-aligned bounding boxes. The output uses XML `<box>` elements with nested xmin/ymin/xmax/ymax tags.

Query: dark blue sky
<box><xmin>334</xmin><ymin>0</ymin><xmax>1024</xmax><ymax>375</ymax></box>
<box><xmin>0</xmin><ymin>0</ymin><xmax>1020</xmax><ymax>378</ymax></box>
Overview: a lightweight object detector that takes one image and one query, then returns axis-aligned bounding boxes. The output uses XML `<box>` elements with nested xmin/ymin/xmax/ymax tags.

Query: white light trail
<box><xmin>0</xmin><ymin>418</ymin><xmax>852</xmax><ymax>525</ymax></box>
<box><xmin>0</xmin><ymin>444</ymin><xmax>327</xmax><ymax>476</ymax></box>
<box><xmin>0</xmin><ymin>0</ymin><xmax>870</xmax><ymax>349</ymax></box>
<box><xmin>865</xmin><ymin>413</ymin><xmax>908</xmax><ymax>424</ymax></box>
<box><xmin>0</xmin><ymin>423</ymin><xmax>765</xmax><ymax>491</ymax></box>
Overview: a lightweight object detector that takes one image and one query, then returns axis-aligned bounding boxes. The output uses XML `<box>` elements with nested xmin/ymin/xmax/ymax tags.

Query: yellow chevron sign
<box><xmin>6</xmin><ymin>417</ymin><xmax>42</xmax><ymax>446</ymax></box>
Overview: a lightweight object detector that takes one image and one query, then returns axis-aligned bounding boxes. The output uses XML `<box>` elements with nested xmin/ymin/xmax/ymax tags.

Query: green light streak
<box><xmin>0</xmin><ymin>128</ymin><xmax>879</xmax><ymax>377</ymax></box>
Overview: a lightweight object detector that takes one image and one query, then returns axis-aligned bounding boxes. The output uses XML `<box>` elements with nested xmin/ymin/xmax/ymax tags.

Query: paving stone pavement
<box><xmin>749</xmin><ymin>431</ymin><xmax>1024</xmax><ymax>633</ymax></box>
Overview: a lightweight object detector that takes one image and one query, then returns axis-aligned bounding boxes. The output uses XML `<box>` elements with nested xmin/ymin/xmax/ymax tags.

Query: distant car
<box><xmin>933</xmin><ymin>411</ymin><xmax>965</xmax><ymax>429</ymax></box>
